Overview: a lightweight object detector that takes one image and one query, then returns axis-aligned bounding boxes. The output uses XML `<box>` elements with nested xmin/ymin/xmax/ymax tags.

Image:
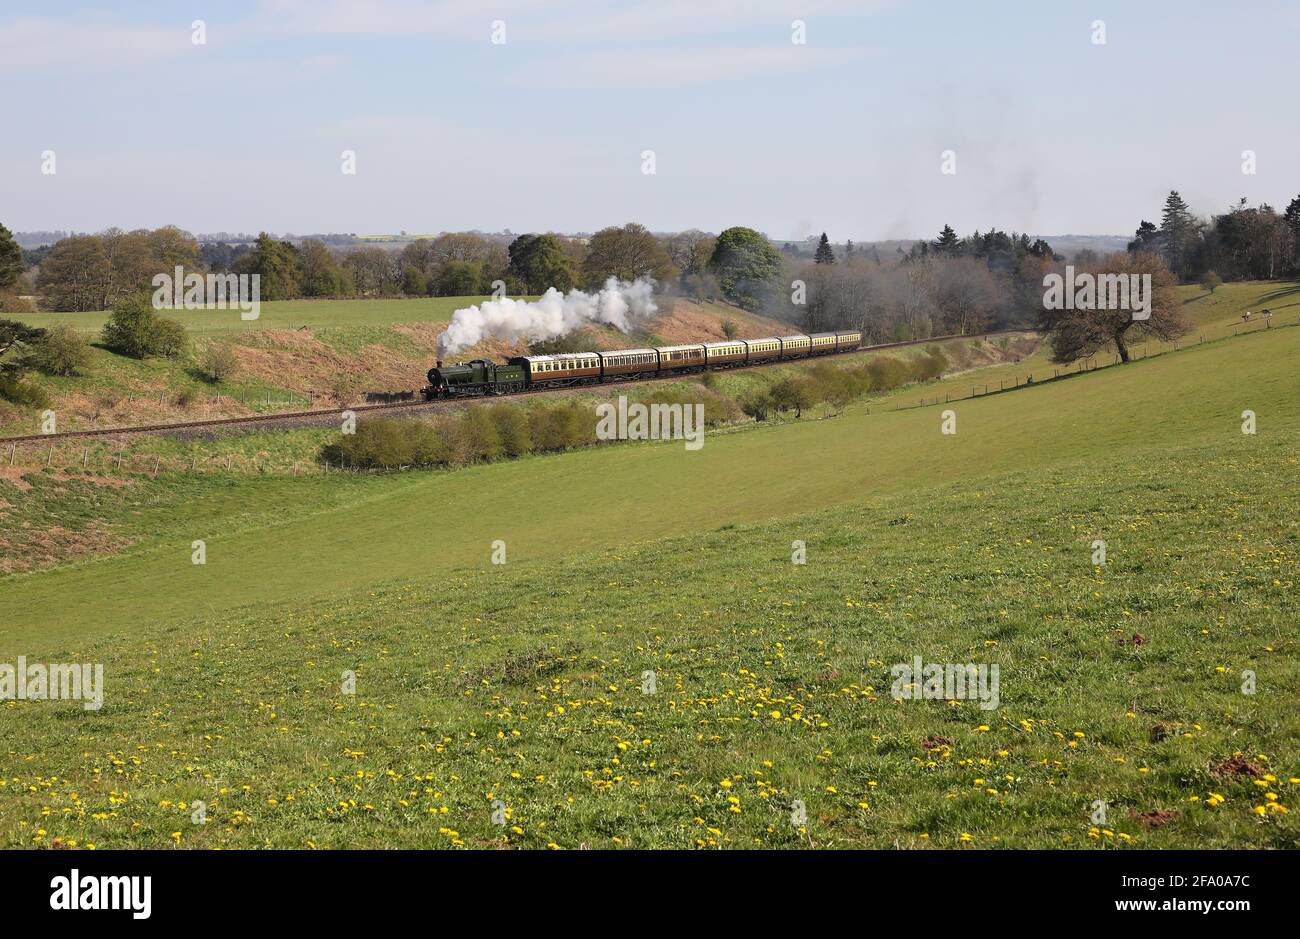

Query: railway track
<box><xmin>0</xmin><ymin>329</ymin><xmax>1029</xmax><ymax>445</ymax></box>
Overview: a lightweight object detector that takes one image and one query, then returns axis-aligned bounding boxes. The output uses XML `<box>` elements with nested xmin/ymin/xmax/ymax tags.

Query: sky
<box><xmin>3</xmin><ymin>0</ymin><xmax>1297</xmax><ymax>241</ymax></box>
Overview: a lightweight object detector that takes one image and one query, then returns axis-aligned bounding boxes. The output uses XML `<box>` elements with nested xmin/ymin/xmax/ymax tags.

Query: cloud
<box><xmin>0</xmin><ymin>15</ymin><xmax>187</xmax><ymax>72</ymax></box>
<box><xmin>498</xmin><ymin>43</ymin><xmax>872</xmax><ymax>88</ymax></box>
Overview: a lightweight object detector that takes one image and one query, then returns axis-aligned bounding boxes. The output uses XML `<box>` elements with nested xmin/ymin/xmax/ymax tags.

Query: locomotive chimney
<box><xmin>436</xmin><ymin>360</ymin><xmax>443</xmax><ymax>368</ymax></box>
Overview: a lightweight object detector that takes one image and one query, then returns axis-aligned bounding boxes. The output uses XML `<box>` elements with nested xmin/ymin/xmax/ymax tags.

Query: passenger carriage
<box><xmin>778</xmin><ymin>335</ymin><xmax>811</xmax><ymax>358</ymax></box>
<box><xmin>599</xmin><ymin>348</ymin><xmax>659</xmax><ymax>381</ymax></box>
<box><xmin>655</xmin><ymin>344</ymin><xmax>706</xmax><ymax>372</ymax></box>
<box><xmin>834</xmin><ymin>330</ymin><xmax>863</xmax><ymax>351</ymax></box>
<box><xmin>511</xmin><ymin>351</ymin><xmax>602</xmax><ymax>386</ymax></box>
<box><xmin>808</xmin><ymin>332</ymin><xmax>838</xmax><ymax>355</ymax></box>
<box><xmin>745</xmin><ymin>337</ymin><xmax>783</xmax><ymax>362</ymax></box>
<box><xmin>702</xmin><ymin>340</ymin><xmax>748</xmax><ymax>368</ymax></box>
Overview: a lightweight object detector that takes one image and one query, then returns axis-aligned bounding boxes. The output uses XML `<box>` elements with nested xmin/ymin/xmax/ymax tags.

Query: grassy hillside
<box><xmin>4</xmin><ymin>325</ymin><xmax>1292</xmax><ymax>643</ymax></box>
<box><xmin>2</xmin><ymin>322</ymin><xmax>1300</xmax><ymax>847</ymax></box>
<box><xmin>0</xmin><ymin>297</ymin><xmax>790</xmax><ymax>436</ymax></box>
<box><xmin>0</xmin><ymin>323</ymin><xmax>1295</xmax><ymax>849</ymax></box>
<box><xmin>5</xmin><ymin>281</ymin><xmax>1292</xmax><ymax>438</ymax></box>
<box><xmin>16</xmin><ymin>296</ymin><xmax>477</xmax><ymax>335</ymax></box>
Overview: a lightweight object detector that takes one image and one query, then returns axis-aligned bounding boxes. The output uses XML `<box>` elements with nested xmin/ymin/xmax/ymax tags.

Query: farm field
<box><xmin>0</xmin><ymin>322</ymin><xmax>1295</xmax><ymax>849</ymax></box>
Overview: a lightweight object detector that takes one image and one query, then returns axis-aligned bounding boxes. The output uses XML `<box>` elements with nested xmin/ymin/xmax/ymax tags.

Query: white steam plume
<box><xmin>437</xmin><ymin>277</ymin><xmax>658</xmax><ymax>358</ymax></box>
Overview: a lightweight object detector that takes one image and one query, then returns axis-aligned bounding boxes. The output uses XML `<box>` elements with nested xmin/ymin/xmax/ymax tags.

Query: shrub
<box><xmin>0</xmin><ymin>290</ymin><xmax>33</xmax><ymax>314</ymax></box>
<box><xmin>0</xmin><ymin>375</ymin><xmax>50</xmax><ymax>408</ymax></box>
<box><xmin>197</xmin><ymin>343</ymin><xmax>239</xmax><ymax>384</ymax></box>
<box><xmin>321</xmin><ymin>417</ymin><xmax>451</xmax><ymax>469</ymax></box>
<box><xmin>489</xmin><ymin>403</ymin><xmax>533</xmax><ymax>457</ymax></box>
<box><xmin>911</xmin><ymin>346</ymin><xmax>948</xmax><ymax>382</ymax></box>
<box><xmin>329</xmin><ymin>373</ymin><xmax>360</xmax><ymax>405</ymax></box>
<box><xmin>808</xmin><ymin>363</ymin><xmax>856</xmax><ymax>412</ymax></box>
<box><xmin>27</xmin><ymin>324</ymin><xmax>91</xmax><ymax>376</ymax></box>
<box><xmin>101</xmin><ymin>294</ymin><xmax>188</xmax><ymax>359</ymax></box>
<box><xmin>531</xmin><ymin>401</ymin><xmax>590</xmax><ymax>451</ymax></box>
<box><xmin>151</xmin><ymin>317</ymin><xmax>188</xmax><ymax>359</ymax></box>
<box><xmin>738</xmin><ymin>388</ymin><xmax>773</xmax><ymax>421</ymax></box>
<box><xmin>866</xmin><ymin>355</ymin><xmax>911</xmax><ymax>391</ymax></box>
<box><xmin>639</xmin><ymin>384</ymin><xmax>739</xmax><ymax>426</ymax></box>
<box><xmin>450</xmin><ymin>406</ymin><xmax>503</xmax><ymax>463</ymax></box>
<box><xmin>769</xmin><ymin>376</ymin><xmax>817</xmax><ymax>418</ymax></box>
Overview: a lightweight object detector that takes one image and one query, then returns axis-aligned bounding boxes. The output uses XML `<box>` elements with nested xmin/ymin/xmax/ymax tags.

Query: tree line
<box><xmin>1126</xmin><ymin>190</ymin><xmax>1300</xmax><ymax>284</ymax></box>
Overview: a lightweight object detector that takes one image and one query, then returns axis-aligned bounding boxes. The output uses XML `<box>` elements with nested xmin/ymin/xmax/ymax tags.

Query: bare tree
<box><xmin>1037</xmin><ymin>251</ymin><xmax>1188</xmax><ymax>363</ymax></box>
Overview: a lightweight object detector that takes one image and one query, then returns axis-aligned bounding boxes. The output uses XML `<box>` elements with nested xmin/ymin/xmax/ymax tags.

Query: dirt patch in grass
<box><xmin>1212</xmin><ymin>756</ymin><xmax>1265</xmax><ymax>779</ymax></box>
<box><xmin>1131</xmin><ymin>809</ymin><xmax>1178</xmax><ymax>829</ymax></box>
<box><xmin>462</xmin><ymin>642</ymin><xmax>583</xmax><ymax>688</ymax></box>
<box><xmin>0</xmin><ymin>467</ymin><xmax>33</xmax><ymax>491</ymax></box>
<box><xmin>45</xmin><ymin>469</ymin><xmax>135</xmax><ymax>489</ymax></box>
<box><xmin>0</xmin><ymin>520</ymin><xmax>131</xmax><ymax>574</ymax></box>
<box><xmin>650</xmin><ymin>300</ymin><xmax>794</xmax><ymax>344</ymax></box>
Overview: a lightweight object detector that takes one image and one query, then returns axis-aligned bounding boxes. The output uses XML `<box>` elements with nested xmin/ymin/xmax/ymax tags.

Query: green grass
<box><xmin>4</xmin><ymin>325</ymin><xmax>1295</xmax><ymax>643</ymax></box>
<box><xmin>17</xmin><ymin>296</ymin><xmax>485</xmax><ymax>335</ymax></box>
<box><xmin>0</xmin><ymin>320</ymin><xmax>1295</xmax><ymax>850</ymax></box>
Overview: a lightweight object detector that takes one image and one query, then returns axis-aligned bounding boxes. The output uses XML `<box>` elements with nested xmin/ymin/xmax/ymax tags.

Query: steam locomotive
<box><xmin>424</xmin><ymin>331</ymin><xmax>863</xmax><ymax>399</ymax></box>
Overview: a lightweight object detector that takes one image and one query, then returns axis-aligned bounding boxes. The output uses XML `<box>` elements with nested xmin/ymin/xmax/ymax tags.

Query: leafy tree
<box><xmin>251</xmin><ymin>233</ymin><xmax>302</xmax><ymax>300</ymax></box>
<box><xmin>814</xmin><ymin>233</ymin><xmax>836</xmax><ymax>265</ymax></box>
<box><xmin>434</xmin><ymin>260</ymin><xmax>482</xmax><ymax>297</ymax></box>
<box><xmin>146</xmin><ymin>225</ymin><xmax>200</xmax><ymax>271</ymax></box>
<box><xmin>400</xmin><ymin>266</ymin><xmax>428</xmax><ymax>296</ymax></box>
<box><xmin>298</xmin><ymin>239</ymin><xmax>344</xmax><ymax>296</ymax></box>
<box><xmin>1200</xmin><ymin>271</ymin><xmax>1223</xmax><ymax>294</ymax></box>
<box><xmin>707</xmin><ymin>226</ymin><xmax>782</xmax><ymax>311</ymax></box>
<box><xmin>507</xmin><ymin>234</ymin><xmax>576</xmax><ymax>293</ymax></box>
<box><xmin>581</xmin><ymin>222</ymin><xmax>674</xmax><ymax>286</ymax></box>
<box><xmin>0</xmin><ymin>223</ymin><xmax>23</xmax><ymax>288</ymax></box>
<box><xmin>34</xmin><ymin>235</ymin><xmax>110</xmax><ymax>311</ymax></box>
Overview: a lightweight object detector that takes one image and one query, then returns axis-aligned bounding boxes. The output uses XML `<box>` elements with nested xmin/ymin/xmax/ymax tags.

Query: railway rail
<box><xmin>0</xmin><ymin>328</ymin><xmax>1028</xmax><ymax>445</ymax></box>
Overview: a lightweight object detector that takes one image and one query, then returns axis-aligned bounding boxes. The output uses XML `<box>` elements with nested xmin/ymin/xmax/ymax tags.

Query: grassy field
<box><xmin>16</xmin><ymin>296</ymin><xmax>480</xmax><ymax>335</ymax></box>
<box><xmin>0</xmin><ymin>322</ymin><xmax>1295</xmax><ymax>849</ymax></box>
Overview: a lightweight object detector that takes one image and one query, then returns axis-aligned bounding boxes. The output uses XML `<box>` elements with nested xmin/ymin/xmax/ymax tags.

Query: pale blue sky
<box><xmin>3</xmin><ymin>0</ymin><xmax>1296</xmax><ymax>240</ymax></box>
